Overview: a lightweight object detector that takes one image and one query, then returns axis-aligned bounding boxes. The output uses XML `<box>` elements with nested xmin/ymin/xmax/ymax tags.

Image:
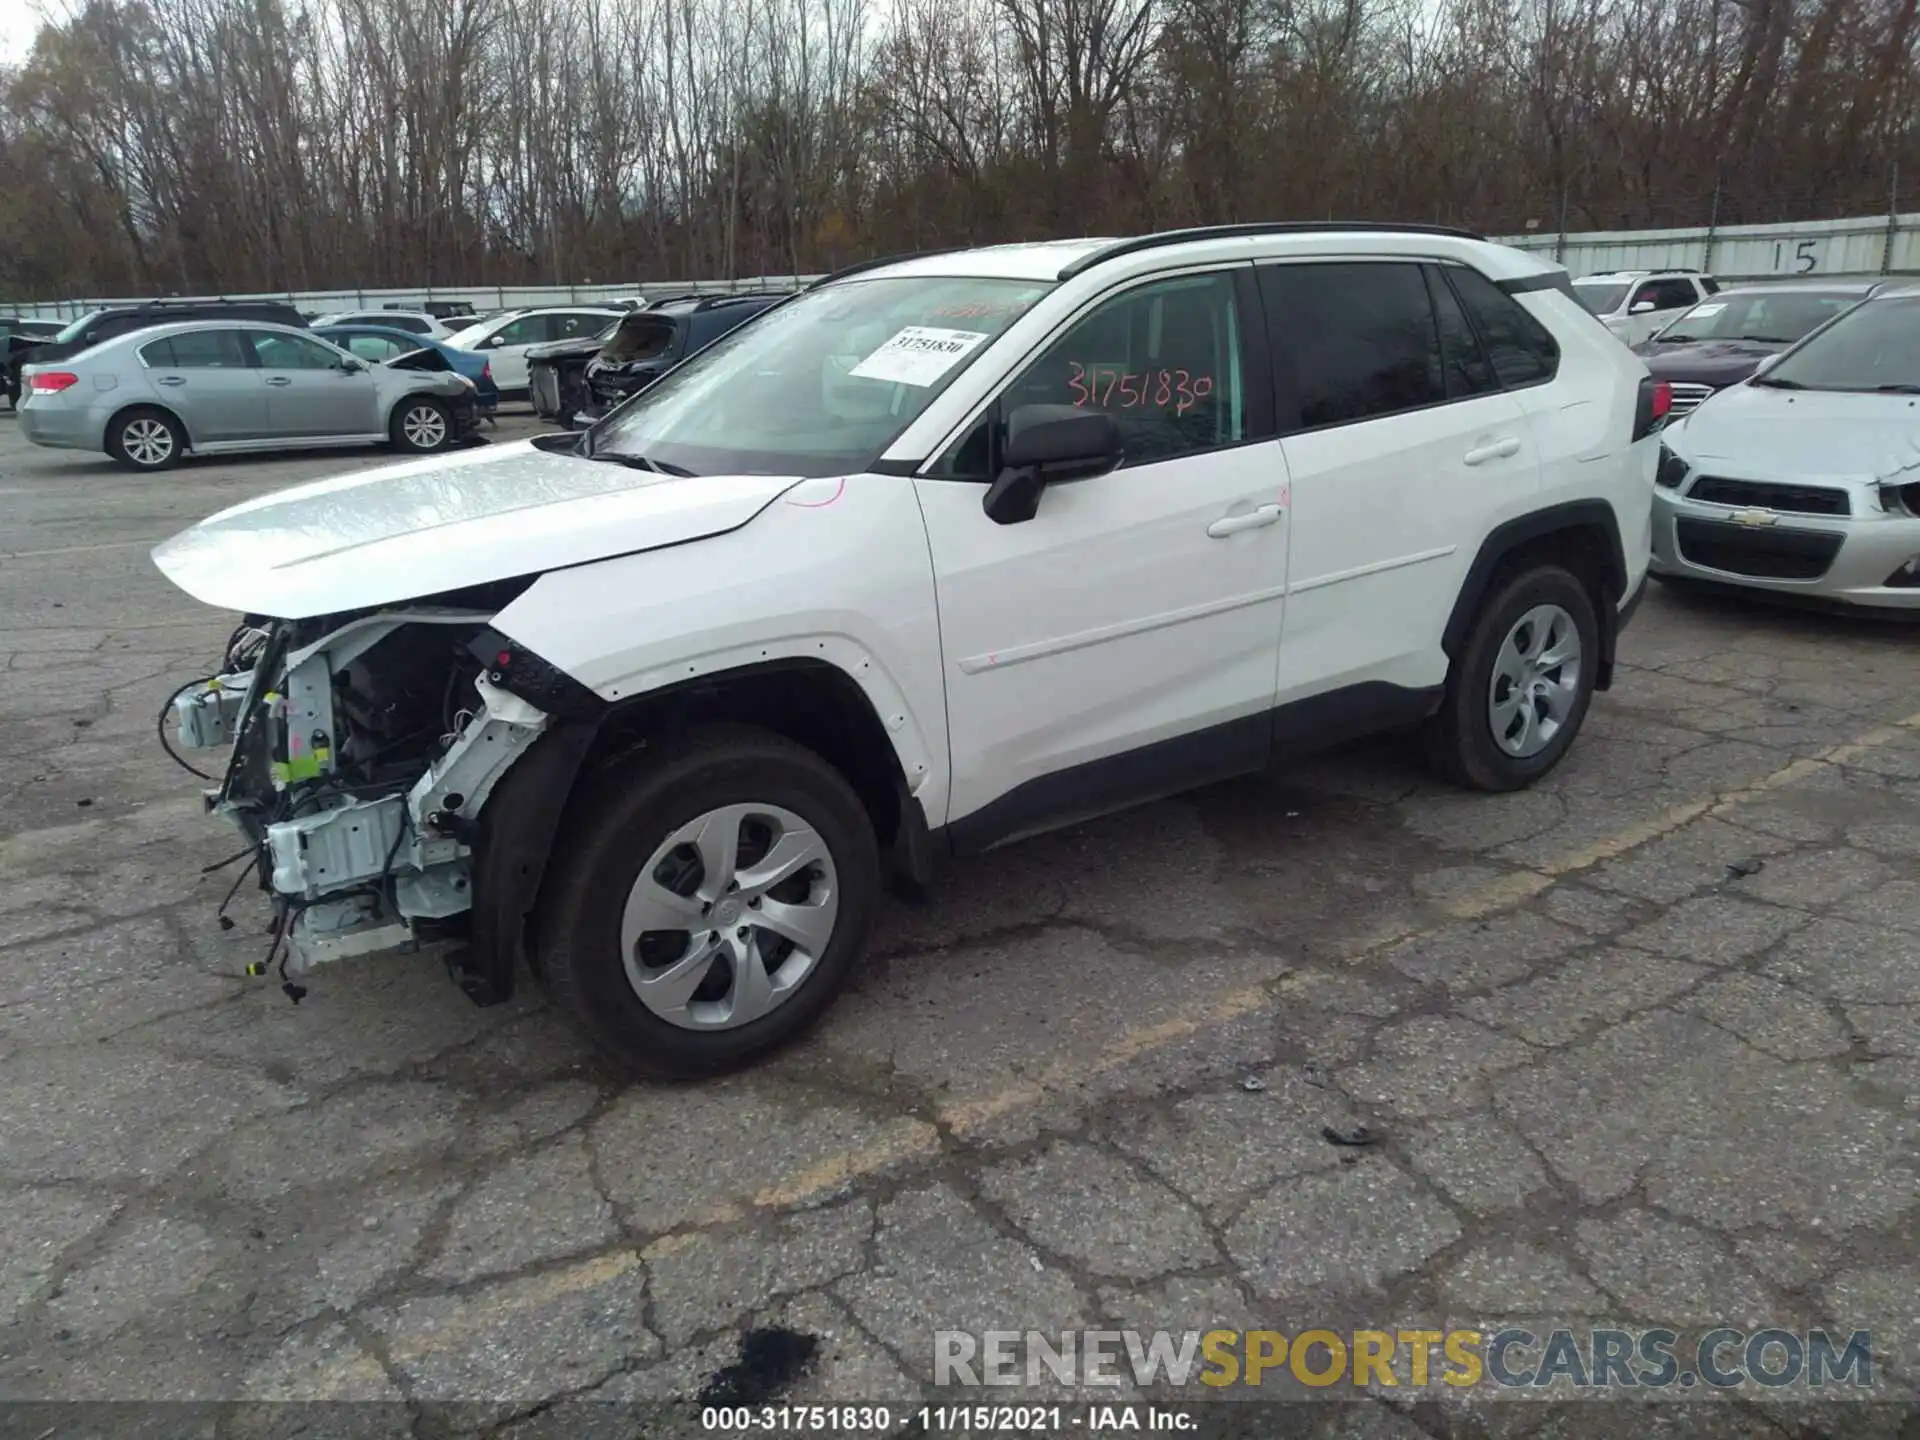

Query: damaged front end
<box><xmin>169</xmin><ymin>587</ymin><xmax>597</xmax><ymax>1001</ymax></box>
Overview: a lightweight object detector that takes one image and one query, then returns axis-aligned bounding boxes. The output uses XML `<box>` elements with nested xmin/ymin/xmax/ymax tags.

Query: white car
<box><xmin>1652</xmin><ymin>285</ymin><xmax>1920</xmax><ymax>608</ymax></box>
<box><xmin>1574</xmin><ymin>270</ymin><xmax>1720</xmax><ymax>346</ymax></box>
<box><xmin>311</xmin><ymin>310</ymin><xmax>454</xmax><ymax>340</ymax></box>
<box><xmin>444</xmin><ymin>307</ymin><xmax>627</xmax><ymax>395</ymax></box>
<box><xmin>152</xmin><ymin>223</ymin><xmax>1659</xmax><ymax>1077</ymax></box>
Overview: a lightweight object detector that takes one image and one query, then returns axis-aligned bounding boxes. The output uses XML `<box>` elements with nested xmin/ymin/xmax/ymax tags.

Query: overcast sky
<box><xmin>2</xmin><ymin>0</ymin><xmax>45</xmax><ymax>63</ymax></box>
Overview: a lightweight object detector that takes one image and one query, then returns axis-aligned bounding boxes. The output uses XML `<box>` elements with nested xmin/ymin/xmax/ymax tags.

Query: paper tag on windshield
<box><xmin>1687</xmin><ymin>303</ymin><xmax>1726</xmax><ymax>317</ymax></box>
<box><xmin>847</xmin><ymin>327</ymin><xmax>990</xmax><ymax>387</ymax></box>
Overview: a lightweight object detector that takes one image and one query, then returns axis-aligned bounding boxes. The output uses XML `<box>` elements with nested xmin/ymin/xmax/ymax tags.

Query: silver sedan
<box><xmin>18</xmin><ymin>320</ymin><xmax>480</xmax><ymax>471</ymax></box>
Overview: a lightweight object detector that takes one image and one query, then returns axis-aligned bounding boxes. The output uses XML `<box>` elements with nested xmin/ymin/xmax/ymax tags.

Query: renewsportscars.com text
<box><xmin>934</xmin><ymin>1328</ymin><xmax>1875</xmax><ymax>1392</ymax></box>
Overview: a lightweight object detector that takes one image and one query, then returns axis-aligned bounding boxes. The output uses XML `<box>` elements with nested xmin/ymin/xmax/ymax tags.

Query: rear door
<box><xmin>246</xmin><ymin>329</ymin><xmax>381</xmax><ymax>438</ymax></box>
<box><xmin>138</xmin><ymin>330</ymin><xmax>269</xmax><ymax>442</ymax></box>
<box><xmin>1259</xmin><ymin>259</ymin><xmax>1541</xmax><ymax>709</ymax></box>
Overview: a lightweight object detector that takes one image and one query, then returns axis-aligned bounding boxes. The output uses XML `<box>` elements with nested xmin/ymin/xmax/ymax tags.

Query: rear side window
<box><xmin>1446</xmin><ymin>268</ymin><xmax>1559</xmax><ymax>388</ymax></box>
<box><xmin>1261</xmin><ymin>261</ymin><xmax>1444</xmax><ymax>430</ymax></box>
<box><xmin>1425</xmin><ymin>269</ymin><xmax>1498</xmax><ymax>399</ymax></box>
<box><xmin>142</xmin><ymin>330</ymin><xmax>251</xmax><ymax>368</ymax></box>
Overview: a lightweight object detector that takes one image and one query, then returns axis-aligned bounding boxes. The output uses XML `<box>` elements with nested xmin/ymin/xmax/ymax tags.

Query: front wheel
<box><xmin>1425</xmin><ymin>563</ymin><xmax>1600</xmax><ymax>792</ymax></box>
<box><xmin>535</xmin><ymin>725</ymin><xmax>882</xmax><ymax>1078</ymax></box>
<box><xmin>391</xmin><ymin>397</ymin><xmax>453</xmax><ymax>453</ymax></box>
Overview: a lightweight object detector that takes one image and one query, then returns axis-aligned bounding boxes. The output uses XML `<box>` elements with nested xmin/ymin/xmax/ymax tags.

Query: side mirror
<box><xmin>1630</xmin><ymin>300</ymin><xmax>1657</xmax><ymax>315</ymax></box>
<box><xmin>338</xmin><ymin>357</ymin><xmax>365</xmax><ymax>373</ymax></box>
<box><xmin>982</xmin><ymin>404</ymin><xmax>1124</xmax><ymax>525</ymax></box>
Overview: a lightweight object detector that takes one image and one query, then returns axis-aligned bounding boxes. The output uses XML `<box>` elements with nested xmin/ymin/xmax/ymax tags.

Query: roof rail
<box><xmin>1056</xmin><ymin>222</ymin><xmax>1488</xmax><ymax>279</ymax></box>
<box><xmin>692</xmin><ymin>290</ymin><xmax>791</xmax><ymax>310</ymax></box>
<box><xmin>811</xmin><ymin>247</ymin><xmax>970</xmax><ymax>288</ymax></box>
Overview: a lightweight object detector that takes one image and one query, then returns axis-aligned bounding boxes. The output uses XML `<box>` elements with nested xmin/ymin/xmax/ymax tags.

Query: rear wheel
<box><xmin>535</xmin><ymin>724</ymin><xmax>882</xmax><ymax>1078</ymax></box>
<box><xmin>105</xmin><ymin>407</ymin><xmax>185</xmax><ymax>471</ymax></box>
<box><xmin>1425</xmin><ymin>563</ymin><xmax>1599</xmax><ymax>791</ymax></box>
<box><xmin>391</xmin><ymin>397</ymin><xmax>452</xmax><ymax>453</ymax></box>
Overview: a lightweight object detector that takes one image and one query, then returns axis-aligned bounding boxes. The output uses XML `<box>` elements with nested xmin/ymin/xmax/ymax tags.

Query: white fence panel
<box><xmin>16</xmin><ymin>210</ymin><xmax>1920</xmax><ymax>316</ymax></box>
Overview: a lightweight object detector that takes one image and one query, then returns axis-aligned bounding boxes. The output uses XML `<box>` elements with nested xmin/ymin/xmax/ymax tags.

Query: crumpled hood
<box><xmin>1636</xmin><ymin>338</ymin><xmax>1780</xmax><ymax>385</ymax></box>
<box><xmin>152</xmin><ymin>438</ymin><xmax>805</xmax><ymax>618</ymax></box>
<box><xmin>1668</xmin><ymin>384</ymin><xmax>1920</xmax><ymax>487</ymax></box>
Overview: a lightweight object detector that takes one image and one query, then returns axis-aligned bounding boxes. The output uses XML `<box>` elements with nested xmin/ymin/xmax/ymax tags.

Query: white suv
<box><xmin>153</xmin><ymin>224</ymin><xmax>1661</xmax><ymax>1076</ymax></box>
<box><xmin>1575</xmin><ymin>270</ymin><xmax>1720</xmax><ymax>346</ymax></box>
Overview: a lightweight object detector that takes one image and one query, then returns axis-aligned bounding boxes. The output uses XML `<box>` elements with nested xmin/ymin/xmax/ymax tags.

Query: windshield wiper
<box><xmin>1738</xmin><ymin>335</ymin><xmax>1793</xmax><ymax>344</ymax></box>
<box><xmin>1877</xmin><ymin>383</ymin><xmax>1920</xmax><ymax>394</ymax></box>
<box><xmin>587</xmin><ymin>451</ymin><xmax>698</xmax><ymax>477</ymax></box>
<box><xmin>1750</xmin><ymin>375</ymin><xmax>1806</xmax><ymax>389</ymax></box>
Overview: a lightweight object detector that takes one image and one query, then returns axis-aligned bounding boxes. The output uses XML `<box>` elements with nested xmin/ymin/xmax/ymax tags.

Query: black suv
<box><xmin>0</xmin><ymin>317</ymin><xmax>64</xmax><ymax>408</ymax></box>
<box><xmin>528</xmin><ymin>292</ymin><xmax>788</xmax><ymax>425</ymax></box>
<box><xmin>5</xmin><ymin>300</ymin><xmax>307</xmax><ymax>403</ymax></box>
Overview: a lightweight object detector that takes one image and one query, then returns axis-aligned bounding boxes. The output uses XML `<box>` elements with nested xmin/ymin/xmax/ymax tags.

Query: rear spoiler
<box><xmin>1496</xmin><ymin>268</ymin><xmax>1580</xmax><ymax>303</ymax></box>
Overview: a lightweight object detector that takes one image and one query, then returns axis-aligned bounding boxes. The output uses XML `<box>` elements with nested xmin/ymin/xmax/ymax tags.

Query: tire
<box><xmin>1425</xmin><ymin>563</ymin><xmax>1600</xmax><ymax>792</ymax></box>
<box><xmin>534</xmin><ymin>723</ymin><xmax>882</xmax><ymax>1079</ymax></box>
<box><xmin>391</xmin><ymin>396</ymin><xmax>453</xmax><ymax>453</ymax></box>
<box><xmin>105</xmin><ymin>406</ymin><xmax>186</xmax><ymax>471</ymax></box>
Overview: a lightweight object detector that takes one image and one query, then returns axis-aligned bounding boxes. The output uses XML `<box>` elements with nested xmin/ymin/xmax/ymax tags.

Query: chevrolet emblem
<box><xmin>1729</xmin><ymin>508</ymin><xmax>1779</xmax><ymax>527</ymax></box>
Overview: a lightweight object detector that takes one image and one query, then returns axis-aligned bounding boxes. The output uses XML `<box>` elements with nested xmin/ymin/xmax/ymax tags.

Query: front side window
<box><xmin>593</xmin><ymin>276</ymin><xmax>1051</xmax><ymax>477</ymax></box>
<box><xmin>1762</xmin><ymin>295</ymin><xmax>1920</xmax><ymax>393</ymax></box>
<box><xmin>984</xmin><ymin>271</ymin><xmax>1247</xmax><ymax>469</ymax></box>
<box><xmin>1263</xmin><ymin>261</ymin><xmax>1443</xmax><ymax>430</ymax></box>
<box><xmin>493</xmin><ymin>315</ymin><xmax>551</xmax><ymax>347</ymax></box>
<box><xmin>249</xmin><ymin>332</ymin><xmax>346</xmax><ymax>370</ymax></box>
<box><xmin>1635</xmin><ymin>278</ymin><xmax>1698</xmax><ymax>312</ymax></box>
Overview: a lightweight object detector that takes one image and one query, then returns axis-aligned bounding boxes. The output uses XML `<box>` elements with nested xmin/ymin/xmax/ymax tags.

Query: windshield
<box><xmin>1763</xmin><ymin>295</ymin><xmax>1920</xmax><ymax>392</ymax></box>
<box><xmin>53</xmin><ymin>310</ymin><xmax>104</xmax><ymax>344</ymax></box>
<box><xmin>1654</xmin><ymin>291</ymin><xmax>1860</xmax><ymax>345</ymax></box>
<box><xmin>1574</xmin><ymin>284</ymin><xmax>1629</xmax><ymax>316</ymax></box>
<box><xmin>592</xmin><ymin>276</ymin><xmax>1053</xmax><ymax>476</ymax></box>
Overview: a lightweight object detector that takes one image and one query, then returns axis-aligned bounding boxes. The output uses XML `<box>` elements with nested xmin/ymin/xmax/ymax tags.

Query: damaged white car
<box><xmin>154</xmin><ymin>224</ymin><xmax>1656</xmax><ymax>1076</ymax></box>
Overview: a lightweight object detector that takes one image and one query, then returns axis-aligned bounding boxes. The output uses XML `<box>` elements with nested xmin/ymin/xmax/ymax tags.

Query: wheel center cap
<box><xmin>714</xmin><ymin>897</ymin><xmax>744</xmax><ymax>927</ymax></box>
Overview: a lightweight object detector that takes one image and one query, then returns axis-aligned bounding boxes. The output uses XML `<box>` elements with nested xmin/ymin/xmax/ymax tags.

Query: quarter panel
<box><xmin>488</xmin><ymin>473</ymin><xmax>951</xmax><ymax>825</ymax></box>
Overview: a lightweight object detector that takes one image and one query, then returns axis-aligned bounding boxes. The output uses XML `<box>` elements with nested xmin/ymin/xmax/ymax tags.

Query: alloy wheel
<box><xmin>122</xmin><ymin>418</ymin><xmax>174</xmax><ymax>467</ymax></box>
<box><xmin>402</xmin><ymin>405</ymin><xmax>447</xmax><ymax>448</ymax></box>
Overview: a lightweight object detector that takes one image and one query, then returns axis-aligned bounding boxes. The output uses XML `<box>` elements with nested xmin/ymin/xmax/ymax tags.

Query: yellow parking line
<box><xmin>316</xmin><ymin>705</ymin><xmax>1920</xmax><ymax>1385</ymax></box>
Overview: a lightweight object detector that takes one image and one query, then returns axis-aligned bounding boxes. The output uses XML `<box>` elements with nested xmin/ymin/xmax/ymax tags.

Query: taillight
<box><xmin>30</xmin><ymin>371</ymin><xmax>79</xmax><ymax>393</ymax></box>
<box><xmin>480</xmin><ymin>362</ymin><xmax>492</xmax><ymax>382</ymax></box>
<box><xmin>1632</xmin><ymin>376</ymin><xmax>1670</xmax><ymax>441</ymax></box>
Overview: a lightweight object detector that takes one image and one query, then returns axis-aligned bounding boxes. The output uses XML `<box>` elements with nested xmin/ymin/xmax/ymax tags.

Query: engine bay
<box><xmin>168</xmin><ymin>588</ymin><xmax>550</xmax><ymax>978</ymax></box>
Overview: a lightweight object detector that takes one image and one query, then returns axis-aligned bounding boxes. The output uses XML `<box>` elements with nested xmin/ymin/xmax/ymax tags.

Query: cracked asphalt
<box><xmin>3</xmin><ymin>410</ymin><xmax>1920</xmax><ymax>1437</ymax></box>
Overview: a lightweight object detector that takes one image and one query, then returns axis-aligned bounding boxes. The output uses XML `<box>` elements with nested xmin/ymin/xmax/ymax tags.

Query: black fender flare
<box><xmin>1441</xmin><ymin>499</ymin><xmax>1629</xmax><ymax>691</ymax></box>
<box><xmin>452</xmin><ymin>714</ymin><xmax>603</xmax><ymax>1005</ymax></box>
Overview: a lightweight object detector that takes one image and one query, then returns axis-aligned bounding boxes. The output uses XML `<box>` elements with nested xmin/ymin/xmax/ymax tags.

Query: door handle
<box><xmin>1464</xmin><ymin>436</ymin><xmax>1522</xmax><ymax>466</ymax></box>
<box><xmin>266</xmin><ymin>376</ymin><xmax>292</xmax><ymax>387</ymax></box>
<box><xmin>1207</xmin><ymin>504</ymin><xmax>1283</xmax><ymax>538</ymax></box>
<box><xmin>155</xmin><ymin>376</ymin><xmax>186</xmax><ymax>386</ymax></box>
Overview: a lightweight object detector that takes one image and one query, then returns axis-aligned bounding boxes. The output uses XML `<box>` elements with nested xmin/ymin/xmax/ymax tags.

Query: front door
<box><xmin>138</xmin><ymin>328</ymin><xmax>268</xmax><ymax>442</ymax></box>
<box><xmin>477</xmin><ymin>313</ymin><xmax>554</xmax><ymax>392</ymax></box>
<box><xmin>914</xmin><ymin>266</ymin><xmax>1291</xmax><ymax>846</ymax></box>
<box><xmin>1258</xmin><ymin>260</ymin><xmax>1542</xmax><ymax>709</ymax></box>
<box><xmin>246</xmin><ymin>330</ymin><xmax>380</xmax><ymax>437</ymax></box>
